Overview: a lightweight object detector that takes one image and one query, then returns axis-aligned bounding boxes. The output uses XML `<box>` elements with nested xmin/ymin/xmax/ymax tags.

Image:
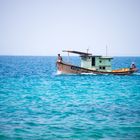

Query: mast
<box><xmin>106</xmin><ymin>45</ymin><xmax>108</xmax><ymax>56</ymax></box>
<box><xmin>68</xmin><ymin>52</ymin><xmax>70</xmax><ymax>62</ymax></box>
<box><xmin>87</xmin><ymin>48</ymin><xmax>89</xmax><ymax>54</ymax></box>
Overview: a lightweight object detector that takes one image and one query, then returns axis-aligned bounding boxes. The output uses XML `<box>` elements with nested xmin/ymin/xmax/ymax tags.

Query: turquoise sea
<box><xmin>0</xmin><ymin>56</ymin><xmax>140</xmax><ymax>140</ymax></box>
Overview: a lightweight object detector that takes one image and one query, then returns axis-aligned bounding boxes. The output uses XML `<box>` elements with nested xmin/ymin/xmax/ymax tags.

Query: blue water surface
<box><xmin>0</xmin><ymin>56</ymin><xmax>140</xmax><ymax>140</ymax></box>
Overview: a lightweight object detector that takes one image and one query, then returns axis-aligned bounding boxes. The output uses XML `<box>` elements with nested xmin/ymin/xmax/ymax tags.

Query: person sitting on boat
<box><xmin>57</xmin><ymin>54</ymin><xmax>63</xmax><ymax>62</ymax></box>
<box><xmin>130</xmin><ymin>62</ymin><xmax>136</xmax><ymax>69</ymax></box>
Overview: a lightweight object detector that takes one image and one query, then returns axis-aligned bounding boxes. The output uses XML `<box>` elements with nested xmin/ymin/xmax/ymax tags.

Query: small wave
<box><xmin>102</xmin><ymin>74</ymin><xmax>109</xmax><ymax>75</ymax></box>
<box><xmin>81</xmin><ymin>73</ymin><xmax>97</xmax><ymax>75</ymax></box>
<box><xmin>55</xmin><ymin>70</ymin><xmax>62</xmax><ymax>75</ymax></box>
<box><xmin>133</xmin><ymin>72</ymin><xmax>140</xmax><ymax>75</ymax></box>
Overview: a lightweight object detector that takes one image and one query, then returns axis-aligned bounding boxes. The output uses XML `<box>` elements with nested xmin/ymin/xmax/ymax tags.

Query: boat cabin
<box><xmin>63</xmin><ymin>50</ymin><xmax>113</xmax><ymax>72</ymax></box>
<box><xmin>81</xmin><ymin>55</ymin><xmax>113</xmax><ymax>72</ymax></box>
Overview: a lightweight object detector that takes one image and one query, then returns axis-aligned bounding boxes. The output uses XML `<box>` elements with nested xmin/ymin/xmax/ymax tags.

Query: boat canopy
<box><xmin>63</xmin><ymin>50</ymin><xmax>92</xmax><ymax>56</ymax></box>
<box><xmin>100</xmin><ymin>56</ymin><xmax>113</xmax><ymax>59</ymax></box>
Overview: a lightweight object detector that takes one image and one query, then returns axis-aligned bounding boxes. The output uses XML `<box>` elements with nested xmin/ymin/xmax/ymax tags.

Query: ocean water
<box><xmin>0</xmin><ymin>56</ymin><xmax>140</xmax><ymax>140</ymax></box>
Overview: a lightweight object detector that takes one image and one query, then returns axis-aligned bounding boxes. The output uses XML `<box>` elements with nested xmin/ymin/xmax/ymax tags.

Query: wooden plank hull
<box><xmin>56</xmin><ymin>61</ymin><xmax>138</xmax><ymax>75</ymax></box>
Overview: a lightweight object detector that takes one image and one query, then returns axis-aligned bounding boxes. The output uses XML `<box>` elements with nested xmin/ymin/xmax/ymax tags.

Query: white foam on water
<box><xmin>81</xmin><ymin>73</ymin><xmax>97</xmax><ymax>75</ymax></box>
<box><xmin>55</xmin><ymin>70</ymin><xmax>62</xmax><ymax>75</ymax></box>
<box><xmin>54</xmin><ymin>72</ymin><xmax>140</xmax><ymax>76</ymax></box>
<box><xmin>102</xmin><ymin>73</ymin><xmax>109</xmax><ymax>75</ymax></box>
<box><xmin>133</xmin><ymin>72</ymin><xmax>140</xmax><ymax>75</ymax></box>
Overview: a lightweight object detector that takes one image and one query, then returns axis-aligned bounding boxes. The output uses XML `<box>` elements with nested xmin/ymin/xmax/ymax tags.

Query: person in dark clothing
<box><xmin>57</xmin><ymin>54</ymin><xmax>63</xmax><ymax>62</ymax></box>
<box><xmin>130</xmin><ymin>62</ymin><xmax>136</xmax><ymax>69</ymax></box>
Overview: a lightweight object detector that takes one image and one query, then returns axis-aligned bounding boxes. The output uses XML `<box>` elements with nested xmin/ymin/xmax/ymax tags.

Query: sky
<box><xmin>0</xmin><ymin>0</ymin><xmax>140</xmax><ymax>56</ymax></box>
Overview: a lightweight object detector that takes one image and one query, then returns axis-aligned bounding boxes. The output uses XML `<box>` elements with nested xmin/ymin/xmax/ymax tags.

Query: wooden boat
<box><xmin>56</xmin><ymin>50</ymin><xmax>138</xmax><ymax>75</ymax></box>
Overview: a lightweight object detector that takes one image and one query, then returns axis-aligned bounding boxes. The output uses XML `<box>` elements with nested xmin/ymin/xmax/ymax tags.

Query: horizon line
<box><xmin>0</xmin><ymin>55</ymin><xmax>140</xmax><ymax>57</ymax></box>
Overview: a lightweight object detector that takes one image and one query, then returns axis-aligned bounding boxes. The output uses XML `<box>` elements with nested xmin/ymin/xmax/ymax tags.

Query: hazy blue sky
<box><xmin>0</xmin><ymin>0</ymin><xmax>140</xmax><ymax>56</ymax></box>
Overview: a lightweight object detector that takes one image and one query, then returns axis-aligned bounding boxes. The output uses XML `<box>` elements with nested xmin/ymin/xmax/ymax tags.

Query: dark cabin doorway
<box><xmin>92</xmin><ymin>57</ymin><xmax>95</xmax><ymax>66</ymax></box>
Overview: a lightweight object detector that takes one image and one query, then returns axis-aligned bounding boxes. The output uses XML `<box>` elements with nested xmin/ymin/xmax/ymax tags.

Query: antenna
<box><xmin>67</xmin><ymin>52</ymin><xmax>70</xmax><ymax>62</ymax></box>
<box><xmin>106</xmin><ymin>45</ymin><xmax>108</xmax><ymax>56</ymax></box>
<box><xmin>87</xmin><ymin>46</ymin><xmax>90</xmax><ymax>53</ymax></box>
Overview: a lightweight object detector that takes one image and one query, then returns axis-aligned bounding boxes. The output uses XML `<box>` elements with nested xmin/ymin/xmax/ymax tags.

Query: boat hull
<box><xmin>56</xmin><ymin>61</ymin><xmax>138</xmax><ymax>75</ymax></box>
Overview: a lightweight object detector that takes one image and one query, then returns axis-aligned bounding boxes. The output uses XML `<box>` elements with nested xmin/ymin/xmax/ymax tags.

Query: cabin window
<box><xmin>99</xmin><ymin>66</ymin><xmax>106</xmax><ymax>70</ymax></box>
<box><xmin>81</xmin><ymin>57</ymin><xmax>87</xmax><ymax>61</ymax></box>
<box><xmin>92</xmin><ymin>57</ymin><xmax>95</xmax><ymax>66</ymax></box>
<box><xmin>99</xmin><ymin>60</ymin><xmax>102</xmax><ymax>63</ymax></box>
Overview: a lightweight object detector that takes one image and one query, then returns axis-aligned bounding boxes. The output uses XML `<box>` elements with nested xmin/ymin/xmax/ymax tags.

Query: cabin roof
<box><xmin>91</xmin><ymin>55</ymin><xmax>102</xmax><ymax>57</ymax></box>
<box><xmin>62</xmin><ymin>50</ymin><xmax>113</xmax><ymax>59</ymax></box>
<box><xmin>63</xmin><ymin>50</ymin><xmax>92</xmax><ymax>56</ymax></box>
<box><xmin>100</xmin><ymin>56</ymin><xmax>113</xmax><ymax>59</ymax></box>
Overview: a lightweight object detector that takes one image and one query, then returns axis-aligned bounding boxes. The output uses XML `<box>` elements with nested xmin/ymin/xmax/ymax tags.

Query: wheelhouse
<box><xmin>81</xmin><ymin>55</ymin><xmax>113</xmax><ymax>72</ymax></box>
